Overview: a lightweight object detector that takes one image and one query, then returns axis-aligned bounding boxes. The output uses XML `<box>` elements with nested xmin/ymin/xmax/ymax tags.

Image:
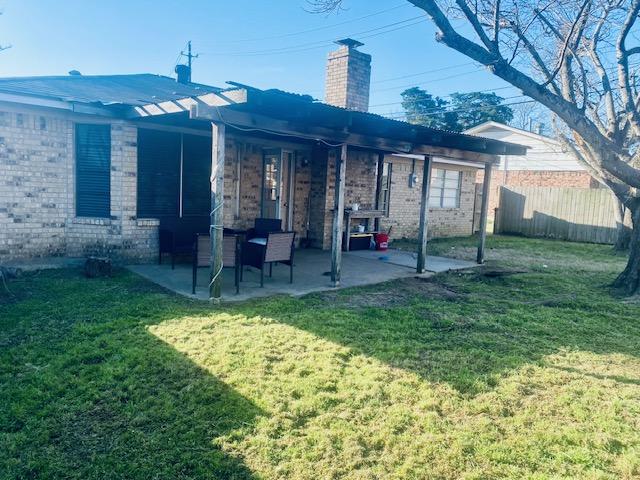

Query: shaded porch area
<box><xmin>127</xmin><ymin>249</ymin><xmax>476</xmax><ymax>302</ymax></box>
<box><xmin>131</xmin><ymin>83</ymin><xmax>525</xmax><ymax>302</ymax></box>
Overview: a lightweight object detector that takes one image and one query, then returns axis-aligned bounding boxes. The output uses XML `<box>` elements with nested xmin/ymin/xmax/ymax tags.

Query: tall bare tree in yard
<box><xmin>311</xmin><ymin>0</ymin><xmax>640</xmax><ymax>295</ymax></box>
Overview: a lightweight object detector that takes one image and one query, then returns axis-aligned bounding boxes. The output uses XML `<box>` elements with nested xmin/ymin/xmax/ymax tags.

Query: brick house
<box><xmin>465</xmin><ymin>121</ymin><xmax>599</xmax><ymax>223</ymax></box>
<box><xmin>0</xmin><ymin>40</ymin><xmax>524</xmax><ymax>297</ymax></box>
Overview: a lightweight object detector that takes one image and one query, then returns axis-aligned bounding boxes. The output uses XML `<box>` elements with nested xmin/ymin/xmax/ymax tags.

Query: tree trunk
<box><xmin>613</xmin><ymin>205</ymin><xmax>640</xmax><ymax>295</ymax></box>
<box><xmin>613</xmin><ymin>197</ymin><xmax>632</xmax><ymax>251</ymax></box>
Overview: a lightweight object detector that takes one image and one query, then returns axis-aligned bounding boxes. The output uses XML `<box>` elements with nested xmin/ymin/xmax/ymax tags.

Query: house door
<box><xmin>261</xmin><ymin>149</ymin><xmax>294</xmax><ymax>226</ymax></box>
<box><xmin>261</xmin><ymin>150</ymin><xmax>282</xmax><ymax>219</ymax></box>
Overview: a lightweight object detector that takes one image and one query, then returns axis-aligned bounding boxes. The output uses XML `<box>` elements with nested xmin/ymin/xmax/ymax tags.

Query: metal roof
<box><xmin>0</xmin><ymin>73</ymin><xmax>527</xmax><ymax>157</ymax></box>
<box><xmin>0</xmin><ymin>74</ymin><xmax>221</xmax><ymax>107</ymax></box>
<box><xmin>183</xmin><ymin>84</ymin><xmax>528</xmax><ymax>157</ymax></box>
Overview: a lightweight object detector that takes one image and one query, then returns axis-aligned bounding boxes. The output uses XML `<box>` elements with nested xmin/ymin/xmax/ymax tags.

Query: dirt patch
<box><xmin>314</xmin><ymin>277</ymin><xmax>462</xmax><ymax>309</ymax></box>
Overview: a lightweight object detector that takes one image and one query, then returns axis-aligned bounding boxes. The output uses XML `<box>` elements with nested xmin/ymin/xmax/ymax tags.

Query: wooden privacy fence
<box><xmin>495</xmin><ymin>186</ymin><xmax>618</xmax><ymax>244</ymax></box>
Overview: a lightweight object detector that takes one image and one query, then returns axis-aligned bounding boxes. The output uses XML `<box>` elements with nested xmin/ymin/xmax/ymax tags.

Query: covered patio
<box><xmin>130</xmin><ymin>84</ymin><xmax>525</xmax><ymax>302</ymax></box>
<box><xmin>128</xmin><ymin>249</ymin><xmax>476</xmax><ymax>301</ymax></box>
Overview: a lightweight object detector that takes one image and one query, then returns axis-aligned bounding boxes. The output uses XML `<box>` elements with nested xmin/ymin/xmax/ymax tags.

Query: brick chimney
<box><xmin>324</xmin><ymin>38</ymin><xmax>371</xmax><ymax>112</ymax></box>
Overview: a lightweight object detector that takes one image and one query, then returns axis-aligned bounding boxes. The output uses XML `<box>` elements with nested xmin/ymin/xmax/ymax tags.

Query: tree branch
<box><xmin>537</xmin><ymin>0</ymin><xmax>590</xmax><ymax>92</ymax></box>
<box><xmin>587</xmin><ymin>5</ymin><xmax>618</xmax><ymax>137</ymax></box>
<box><xmin>454</xmin><ymin>0</ymin><xmax>496</xmax><ymax>53</ymax></box>
<box><xmin>617</xmin><ymin>0</ymin><xmax>640</xmax><ymax>136</ymax></box>
<box><xmin>408</xmin><ymin>0</ymin><xmax>640</xmax><ymax>188</ymax></box>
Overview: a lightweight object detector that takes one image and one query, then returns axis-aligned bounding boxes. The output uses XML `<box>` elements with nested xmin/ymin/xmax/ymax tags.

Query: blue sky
<box><xmin>0</xmin><ymin>0</ymin><xmax>514</xmax><ymax>116</ymax></box>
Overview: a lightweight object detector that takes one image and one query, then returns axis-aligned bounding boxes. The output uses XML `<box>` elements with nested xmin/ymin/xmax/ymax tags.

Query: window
<box><xmin>377</xmin><ymin>162</ymin><xmax>392</xmax><ymax>214</ymax></box>
<box><xmin>137</xmin><ymin>128</ymin><xmax>181</xmax><ymax>218</ymax></box>
<box><xmin>76</xmin><ymin>124</ymin><xmax>111</xmax><ymax>218</ymax></box>
<box><xmin>181</xmin><ymin>134</ymin><xmax>212</xmax><ymax>216</ymax></box>
<box><xmin>429</xmin><ymin>168</ymin><xmax>462</xmax><ymax>208</ymax></box>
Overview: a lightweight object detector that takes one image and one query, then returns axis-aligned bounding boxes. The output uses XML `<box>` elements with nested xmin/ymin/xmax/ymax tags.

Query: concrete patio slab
<box><xmin>127</xmin><ymin>248</ymin><xmax>434</xmax><ymax>302</ymax></box>
<box><xmin>346</xmin><ymin>248</ymin><xmax>477</xmax><ymax>272</ymax></box>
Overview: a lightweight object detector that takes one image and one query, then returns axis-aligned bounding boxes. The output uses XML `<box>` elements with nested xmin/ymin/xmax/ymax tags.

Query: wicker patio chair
<box><xmin>241</xmin><ymin>231</ymin><xmax>296</xmax><ymax>287</ymax></box>
<box><xmin>192</xmin><ymin>234</ymin><xmax>240</xmax><ymax>295</ymax></box>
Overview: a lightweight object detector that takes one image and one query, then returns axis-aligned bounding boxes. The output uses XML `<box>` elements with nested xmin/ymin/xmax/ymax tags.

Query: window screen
<box><xmin>429</xmin><ymin>168</ymin><xmax>462</xmax><ymax>208</ymax></box>
<box><xmin>76</xmin><ymin>123</ymin><xmax>111</xmax><ymax>218</ymax></box>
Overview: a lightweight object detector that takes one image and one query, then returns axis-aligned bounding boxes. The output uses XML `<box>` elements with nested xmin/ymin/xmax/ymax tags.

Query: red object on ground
<box><xmin>375</xmin><ymin>233</ymin><xmax>389</xmax><ymax>251</ymax></box>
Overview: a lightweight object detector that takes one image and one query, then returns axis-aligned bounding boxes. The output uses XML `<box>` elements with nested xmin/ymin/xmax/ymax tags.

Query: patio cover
<box><xmin>131</xmin><ymin>83</ymin><xmax>526</xmax><ymax>301</ymax></box>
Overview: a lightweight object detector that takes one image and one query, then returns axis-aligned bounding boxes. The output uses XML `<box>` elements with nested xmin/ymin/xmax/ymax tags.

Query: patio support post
<box><xmin>331</xmin><ymin>144</ymin><xmax>348</xmax><ymax>287</ymax></box>
<box><xmin>477</xmin><ymin>162</ymin><xmax>492</xmax><ymax>264</ymax></box>
<box><xmin>416</xmin><ymin>155</ymin><xmax>433</xmax><ymax>273</ymax></box>
<box><xmin>209</xmin><ymin>122</ymin><xmax>225</xmax><ymax>302</ymax></box>
<box><xmin>374</xmin><ymin>152</ymin><xmax>384</xmax><ymax>232</ymax></box>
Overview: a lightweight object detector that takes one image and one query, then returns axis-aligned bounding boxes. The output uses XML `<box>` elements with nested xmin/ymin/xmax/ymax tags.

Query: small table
<box><xmin>343</xmin><ymin>209</ymin><xmax>386</xmax><ymax>251</ymax></box>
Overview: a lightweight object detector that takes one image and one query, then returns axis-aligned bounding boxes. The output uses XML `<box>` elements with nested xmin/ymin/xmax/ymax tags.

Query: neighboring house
<box><xmin>0</xmin><ymin>40</ymin><xmax>524</xmax><ymax>265</ymax></box>
<box><xmin>465</xmin><ymin>121</ymin><xmax>599</xmax><ymax>222</ymax></box>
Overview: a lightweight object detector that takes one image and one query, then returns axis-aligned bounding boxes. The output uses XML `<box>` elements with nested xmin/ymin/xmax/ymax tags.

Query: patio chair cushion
<box><xmin>247</xmin><ymin>218</ymin><xmax>282</xmax><ymax>240</ymax></box>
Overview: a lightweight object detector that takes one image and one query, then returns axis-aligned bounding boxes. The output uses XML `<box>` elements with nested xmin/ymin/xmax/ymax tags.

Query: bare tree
<box><xmin>311</xmin><ymin>0</ymin><xmax>640</xmax><ymax>295</ymax></box>
<box><xmin>509</xmin><ymin>102</ymin><xmax>549</xmax><ymax>133</ymax></box>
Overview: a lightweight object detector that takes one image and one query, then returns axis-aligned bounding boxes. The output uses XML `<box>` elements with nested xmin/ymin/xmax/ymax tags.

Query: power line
<box><xmin>372</xmin><ymin>62</ymin><xmax>477</xmax><ymax>84</ymax></box>
<box><xmin>200</xmin><ymin>15</ymin><xmax>426</xmax><ymax>57</ymax></box>
<box><xmin>204</xmin><ymin>3</ymin><xmax>411</xmax><ymax>45</ymax></box>
<box><xmin>366</xmin><ymin>59</ymin><xmax>640</xmax><ymax>109</ymax></box>
<box><xmin>366</xmin><ymin>50</ymin><xmax>640</xmax><ymax>96</ymax></box>
<box><xmin>170</xmin><ymin>41</ymin><xmax>188</xmax><ymax>76</ymax></box>
<box><xmin>373</xmin><ymin>68</ymin><xmax>486</xmax><ymax>93</ymax></box>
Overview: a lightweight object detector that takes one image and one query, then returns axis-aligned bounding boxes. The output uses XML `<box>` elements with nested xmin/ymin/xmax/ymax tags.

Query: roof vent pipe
<box><xmin>175</xmin><ymin>64</ymin><xmax>191</xmax><ymax>84</ymax></box>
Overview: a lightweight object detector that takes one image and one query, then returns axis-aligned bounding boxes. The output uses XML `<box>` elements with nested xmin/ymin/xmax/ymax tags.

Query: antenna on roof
<box><xmin>175</xmin><ymin>41</ymin><xmax>199</xmax><ymax>83</ymax></box>
<box><xmin>183</xmin><ymin>41</ymin><xmax>199</xmax><ymax>71</ymax></box>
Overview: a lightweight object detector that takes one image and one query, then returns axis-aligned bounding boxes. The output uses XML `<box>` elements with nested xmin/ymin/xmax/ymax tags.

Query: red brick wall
<box><xmin>476</xmin><ymin>168</ymin><xmax>600</xmax><ymax>221</ymax></box>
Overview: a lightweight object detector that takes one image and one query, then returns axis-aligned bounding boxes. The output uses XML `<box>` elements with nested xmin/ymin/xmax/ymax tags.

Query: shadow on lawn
<box><xmin>253</xmin><ymin>272</ymin><xmax>640</xmax><ymax>395</ymax></box>
<box><xmin>0</xmin><ymin>269</ymin><xmax>261</xmax><ymax>480</ymax></box>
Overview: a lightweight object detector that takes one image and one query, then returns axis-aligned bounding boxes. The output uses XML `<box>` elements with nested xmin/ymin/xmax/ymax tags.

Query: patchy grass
<box><xmin>1</xmin><ymin>236</ymin><xmax>640</xmax><ymax>479</ymax></box>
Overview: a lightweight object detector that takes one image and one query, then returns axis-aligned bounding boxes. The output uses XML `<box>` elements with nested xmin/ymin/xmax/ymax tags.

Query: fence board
<box><xmin>496</xmin><ymin>186</ymin><xmax>617</xmax><ymax>244</ymax></box>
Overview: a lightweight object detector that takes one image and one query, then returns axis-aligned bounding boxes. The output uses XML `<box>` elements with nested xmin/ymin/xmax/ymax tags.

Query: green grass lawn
<box><xmin>2</xmin><ymin>235</ymin><xmax>640</xmax><ymax>479</ymax></box>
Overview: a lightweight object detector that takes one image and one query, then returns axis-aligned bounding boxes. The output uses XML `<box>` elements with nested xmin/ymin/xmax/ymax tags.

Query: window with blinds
<box><xmin>429</xmin><ymin>168</ymin><xmax>462</xmax><ymax>208</ymax></box>
<box><xmin>75</xmin><ymin>123</ymin><xmax>111</xmax><ymax>218</ymax></box>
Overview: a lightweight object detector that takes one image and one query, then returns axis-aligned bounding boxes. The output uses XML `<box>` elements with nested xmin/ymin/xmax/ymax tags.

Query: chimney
<box><xmin>175</xmin><ymin>64</ymin><xmax>191</xmax><ymax>84</ymax></box>
<box><xmin>325</xmin><ymin>38</ymin><xmax>371</xmax><ymax>112</ymax></box>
